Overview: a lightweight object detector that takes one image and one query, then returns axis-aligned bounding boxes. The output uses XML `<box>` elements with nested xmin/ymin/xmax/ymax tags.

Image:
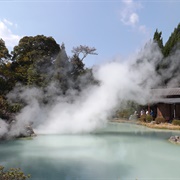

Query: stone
<box><xmin>169</xmin><ymin>136</ymin><xmax>180</xmax><ymax>144</ymax></box>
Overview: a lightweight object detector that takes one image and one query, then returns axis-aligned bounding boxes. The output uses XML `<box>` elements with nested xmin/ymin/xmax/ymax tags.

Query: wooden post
<box><xmin>174</xmin><ymin>103</ymin><xmax>176</xmax><ymax>119</ymax></box>
<box><xmin>148</xmin><ymin>104</ymin><xmax>150</xmax><ymax>114</ymax></box>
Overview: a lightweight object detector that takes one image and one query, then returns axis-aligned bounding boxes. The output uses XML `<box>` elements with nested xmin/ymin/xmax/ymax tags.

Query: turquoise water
<box><xmin>0</xmin><ymin>123</ymin><xmax>180</xmax><ymax>180</ymax></box>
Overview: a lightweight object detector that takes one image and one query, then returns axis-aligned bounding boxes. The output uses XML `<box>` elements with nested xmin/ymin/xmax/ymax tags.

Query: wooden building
<box><xmin>150</xmin><ymin>88</ymin><xmax>180</xmax><ymax>121</ymax></box>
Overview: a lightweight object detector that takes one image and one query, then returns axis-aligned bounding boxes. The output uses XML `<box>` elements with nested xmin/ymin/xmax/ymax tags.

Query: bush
<box><xmin>0</xmin><ymin>165</ymin><xmax>30</xmax><ymax>180</ymax></box>
<box><xmin>139</xmin><ymin>114</ymin><xmax>146</xmax><ymax>122</ymax></box>
<box><xmin>155</xmin><ymin>116</ymin><xmax>166</xmax><ymax>124</ymax></box>
<box><xmin>172</xmin><ymin>120</ymin><xmax>180</xmax><ymax>126</ymax></box>
<box><xmin>146</xmin><ymin>115</ymin><xmax>153</xmax><ymax>122</ymax></box>
<box><xmin>117</xmin><ymin>109</ymin><xmax>131</xmax><ymax>119</ymax></box>
<box><xmin>9</xmin><ymin>103</ymin><xmax>23</xmax><ymax>113</ymax></box>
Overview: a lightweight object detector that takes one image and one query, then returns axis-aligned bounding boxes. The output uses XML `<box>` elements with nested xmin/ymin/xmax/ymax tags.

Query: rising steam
<box><xmin>4</xmin><ymin>41</ymin><xmax>177</xmax><ymax>135</ymax></box>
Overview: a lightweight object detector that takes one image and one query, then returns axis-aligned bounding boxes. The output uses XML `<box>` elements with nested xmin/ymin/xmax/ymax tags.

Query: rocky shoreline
<box><xmin>111</xmin><ymin>118</ymin><xmax>180</xmax><ymax>145</ymax></box>
<box><xmin>0</xmin><ymin>121</ymin><xmax>36</xmax><ymax>140</ymax></box>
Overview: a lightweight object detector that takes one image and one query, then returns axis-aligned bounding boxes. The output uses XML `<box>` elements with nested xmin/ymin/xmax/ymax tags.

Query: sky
<box><xmin>0</xmin><ymin>0</ymin><xmax>180</xmax><ymax>67</ymax></box>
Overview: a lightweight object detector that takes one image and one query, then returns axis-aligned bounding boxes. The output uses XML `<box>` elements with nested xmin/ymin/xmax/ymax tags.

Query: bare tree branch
<box><xmin>72</xmin><ymin>45</ymin><xmax>98</xmax><ymax>61</ymax></box>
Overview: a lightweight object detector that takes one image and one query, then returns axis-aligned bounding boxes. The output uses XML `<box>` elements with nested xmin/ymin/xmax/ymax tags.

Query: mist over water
<box><xmin>1</xmin><ymin>123</ymin><xmax>180</xmax><ymax>180</ymax></box>
<box><xmin>5</xmin><ymin>41</ymin><xmax>179</xmax><ymax>135</ymax></box>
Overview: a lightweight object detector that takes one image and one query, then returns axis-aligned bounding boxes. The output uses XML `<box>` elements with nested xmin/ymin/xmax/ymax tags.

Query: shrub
<box><xmin>155</xmin><ymin>116</ymin><xmax>166</xmax><ymax>124</ymax></box>
<box><xmin>172</xmin><ymin>120</ymin><xmax>180</xmax><ymax>126</ymax></box>
<box><xmin>117</xmin><ymin>109</ymin><xmax>131</xmax><ymax>119</ymax></box>
<box><xmin>9</xmin><ymin>103</ymin><xmax>23</xmax><ymax>113</ymax></box>
<box><xmin>146</xmin><ymin>114</ymin><xmax>153</xmax><ymax>122</ymax></box>
<box><xmin>0</xmin><ymin>165</ymin><xmax>30</xmax><ymax>180</ymax></box>
<box><xmin>139</xmin><ymin>114</ymin><xmax>146</xmax><ymax>122</ymax></box>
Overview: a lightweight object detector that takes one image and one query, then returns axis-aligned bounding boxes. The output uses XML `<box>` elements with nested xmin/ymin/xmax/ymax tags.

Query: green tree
<box><xmin>70</xmin><ymin>45</ymin><xmax>98</xmax><ymax>91</ymax></box>
<box><xmin>153</xmin><ymin>29</ymin><xmax>164</xmax><ymax>51</ymax></box>
<box><xmin>0</xmin><ymin>39</ymin><xmax>11</xmax><ymax>63</ymax></box>
<box><xmin>52</xmin><ymin>43</ymin><xmax>71</xmax><ymax>93</ymax></box>
<box><xmin>0</xmin><ymin>40</ymin><xmax>14</xmax><ymax>95</ymax></box>
<box><xmin>70</xmin><ymin>54</ymin><xmax>85</xmax><ymax>80</ymax></box>
<box><xmin>11</xmin><ymin>35</ymin><xmax>60</xmax><ymax>86</ymax></box>
<box><xmin>163</xmin><ymin>23</ymin><xmax>180</xmax><ymax>57</ymax></box>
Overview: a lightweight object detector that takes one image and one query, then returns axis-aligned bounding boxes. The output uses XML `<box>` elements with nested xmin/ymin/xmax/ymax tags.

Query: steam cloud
<box><xmin>0</xmin><ymin>119</ymin><xmax>9</xmax><ymax>136</ymax></box>
<box><xmin>4</xmin><ymin>41</ymin><xmax>179</xmax><ymax>135</ymax></box>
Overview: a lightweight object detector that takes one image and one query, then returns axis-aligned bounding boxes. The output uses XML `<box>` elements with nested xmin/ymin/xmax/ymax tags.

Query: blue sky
<box><xmin>0</xmin><ymin>0</ymin><xmax>180</xmax><ymax>67</ymax></box>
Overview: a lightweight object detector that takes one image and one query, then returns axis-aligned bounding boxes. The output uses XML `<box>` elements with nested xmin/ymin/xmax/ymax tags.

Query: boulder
<box><xmin>17</xmin><ymin>125</ymin><xmax>36</xmax><ymax>138</ymax></box>
<box><xmin>169</xmin><ymin>135</ymin><xmax>180</xmax><ymax>144</ymax></box>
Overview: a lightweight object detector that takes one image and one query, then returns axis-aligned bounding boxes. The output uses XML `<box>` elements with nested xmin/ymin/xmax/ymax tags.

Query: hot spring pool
<box><xmin>0</xmin><ymin>122</ymin><xmax>180</xmax><ymax>180</ymax></box>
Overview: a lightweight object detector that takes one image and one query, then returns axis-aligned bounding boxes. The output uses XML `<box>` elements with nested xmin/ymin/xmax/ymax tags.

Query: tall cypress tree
<box><xmin>153</xmin><ymin>29</ymin><xmax>164</xmax><ymax>51</ymax></box>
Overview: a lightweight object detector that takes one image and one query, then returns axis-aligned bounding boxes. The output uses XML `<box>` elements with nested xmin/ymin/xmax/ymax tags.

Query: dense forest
<box><xmin>0</xmin><ymin>23</ymin><xmax>180</xmax><ymax>138</ymax></box>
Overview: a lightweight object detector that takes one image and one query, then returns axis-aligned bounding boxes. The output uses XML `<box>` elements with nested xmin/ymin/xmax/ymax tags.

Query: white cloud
<box><xmin>139</xmin><ymin>25</ymin><xmax>149</xmax><ymax>34</ymax></box>
<box><xmin>122</xmin><ymin>0</ymin><xmax>133</xmax><ymax>5</ymax></box>
<box><xmin>0</xmin><ymin>19</ymin><xmax>21</xmax><ymax>49</ymax></box>
<box><xmin>129</xmin><ymin>13</ymin><xmax>139</xmax><ymax>25</ymax></box>
<box><xmin>120</xmin><ymin>0</ymin><xmax>149</xmax><ymax>34</ymax></box>
<box><xmin>3</xmin><ymin>18</ymin><xmax>13</xmax><ymax>26</ymax></box>
<box><xmin>120</xmin><ymin>0</ymin><xmax>141</xmax><ymax>27</ymax></box>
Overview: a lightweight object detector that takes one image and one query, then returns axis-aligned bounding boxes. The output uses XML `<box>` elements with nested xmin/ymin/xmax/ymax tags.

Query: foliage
<box><xmin>0</xmin><ymin>63</ymin><xmax>16</xmax><ymax>94</ymax></box>
<box><xmin>145</xmin><ymin>114</ymin><xmax>153</xmax><ymax>122</ymax></box>
<box><xmin>0</xmin><ymin>39</ymin><xmax>11</xmax><ymax>62</ymax></box>
<box><xmin>70</xmin><ymin>54</ymin><xmax>85</xmax><ymax>79</ymax></box>
<box><xmin>155</xmin><ymin>116</ymin><xmax>166</xmax><ymax>124</ymax></box>
<box><xmin>52</xmin><ymin>44</ymin><xmax>71</xmax><ymax>93</ymax></box>
<box><xmin>163</xmin><ymin>23</ymin><xmax>180</xmax><ymax>57</ymax></box>
<box><xmin>0</xmin><ymin>165</ymin><xmax>30</xmax><ymax>180</ymax></box>
<box><xmin>117</xmin><ymin>101</ymin><xmax>139</xmax><ymax>119</ymax></box>
<box><xmin>0</xmin><ymin>96</ymin><xmax>10</xmax><ymax>119</ymax></box>
<box><xmin>0</xmin><ymin>40</ymin><xmax>14</xmax><ymax>95</ymax></box>
<box><xmin>139</xmin><ymin>114</ymin><xmax>146</xmax><ymax>122</ymax></box>
<box><xmin>11</xmin><ymin>35</ymin><xmax>60</xmax><ymax>86</ymax></box>
<box><xmin>117</xmin><ymin>109</ymin><xmax>131</xmax><ymax>119</ymax></box>
<box><xmin>154</xmin><ymin>23</ymin><xmax>180</xmax><ymax>58</ymax></box>
<box><xmin>153</xmin><ymin>29</ymin><xmax>163</xmax><ymax>51</ymax></box>
<box><xmin>9</xmin><ymin>103</ymin><xmax>23</xmax><ymax>113</ymax></box>
<box><xmin>153</xmin><ymin>23</ymin><xmax>180</xmax><ymax>86</ymax></box>
<box><xmin>172</xmin><ymin>120</ymin><xmax>180</xmax><ymax>126</ymax></box>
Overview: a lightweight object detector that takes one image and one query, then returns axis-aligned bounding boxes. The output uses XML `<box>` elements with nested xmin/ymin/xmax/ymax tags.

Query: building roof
<box><xmin>155</xmin><ymin>98</ymin><xmax>180</xmax><ymax>104</ymax></box>
<box><xmin>151</xmin><ymin>88</ymin><xmax>180</xmax><ymax>97</ymax></box>
<box><xmin>150</xmin><ymin>88</ymin><xmax>180</xmax><ymax>104</ymax></box>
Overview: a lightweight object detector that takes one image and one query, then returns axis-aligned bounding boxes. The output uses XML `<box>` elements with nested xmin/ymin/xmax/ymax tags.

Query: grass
<box><xmin>137</xmin><ymin>121</ymin><xmax>180</xmax><ymax>130</ymax></box>
<box><xmin>111</xmin><ymin>118</ymin><xmax>180</xmax><ymax>130</ymax></box>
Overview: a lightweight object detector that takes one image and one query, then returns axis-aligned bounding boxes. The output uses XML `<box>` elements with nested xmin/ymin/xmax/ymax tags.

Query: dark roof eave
<box><xmin>151</xmin><ymin>98</ymin><xmax>180</xmax><ymax>104</ymax></box>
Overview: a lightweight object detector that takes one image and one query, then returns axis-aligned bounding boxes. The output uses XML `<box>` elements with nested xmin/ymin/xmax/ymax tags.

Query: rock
<box><xmin>150</xmin><ymin>121</ymin><xmax>156</xmax><ymax>124</ymax></box>
<box><xmin>26</xmin><ymin>125</ymin><xmax>36</xmax><ymax>137</ymax></box>
<box><xmin>18</xmin><ymin>125</ymin><xmax>36</xmax><ymax>138</ymax></box>
<box><xmin>8</xmin><ymin>121</ymin><xmax>36</xmax><ymax>139</ymax></box>
<box><xmin>169</xmin><ymin>136</ymin><xmax>180</xmax><ymax>144</ymax></box>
